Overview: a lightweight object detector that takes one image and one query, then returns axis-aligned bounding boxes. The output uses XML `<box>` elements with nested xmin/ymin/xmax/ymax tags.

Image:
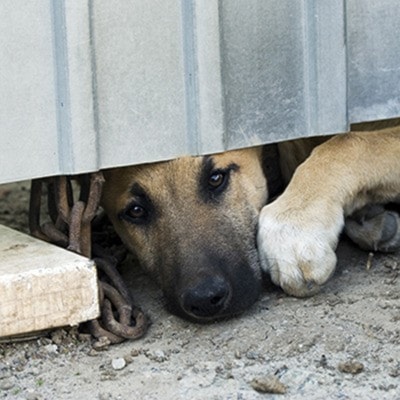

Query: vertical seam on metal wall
<box><xmin>302</xmin><ymin>0</ymin><xmax>318</xmax><ymax>135</ymax></box>
<box><xmin>217</xmin><ymin>1</ymin><xmax>228</xmax><ymax>150</ymax></box>
<box><xmin>181</xmin><ymin>0</ymin><xmax>200</xmax><ymax>155</ymax></box>
<box><xmin>51</xmin><ymin>0</ymin><xmax>73</xmax><ymax>173</ymax></box>
<box><xmin>343</xmin><ymin>0</ymin><xmax>350</xmax><ymax>127</ymax></box>
<box><xmin>88</xmin><ymin>0</ymin><xmax>100</xmax><ymax>169</ymax></box>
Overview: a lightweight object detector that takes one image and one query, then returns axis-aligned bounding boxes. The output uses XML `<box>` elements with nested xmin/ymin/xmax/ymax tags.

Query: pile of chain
<box><xmin>29</xmin><ymin>173</ymin><xmax>147</xmax><ymax>344</ymax></box>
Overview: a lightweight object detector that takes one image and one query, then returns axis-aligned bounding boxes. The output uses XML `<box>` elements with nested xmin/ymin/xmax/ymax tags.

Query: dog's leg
<box><xmin>257</xmin><ymin>129</ymin><xmax>400</xmax><ymax>297</ymax></box>
<box><xmin>344</xmin><ymin>203</ymin><xmax>400</xmax><ymax>252</ymax></box>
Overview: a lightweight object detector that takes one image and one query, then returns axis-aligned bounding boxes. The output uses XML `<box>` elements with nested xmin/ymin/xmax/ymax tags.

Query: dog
<box><xmin>101</xmin><ymin>121</ymin><xmax>400</xmax><ymax>321</ymax></box>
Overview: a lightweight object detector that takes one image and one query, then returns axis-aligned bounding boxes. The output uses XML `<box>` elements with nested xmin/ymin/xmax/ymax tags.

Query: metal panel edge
<box><xmin>52</xmin><ymin>1</ymin><xmax>98</xmax><ymax>175</ymax></box>
<box><xmin>304</xmin><ymin>0</ymin><xmax>348</xmax><ymax>136</ymax></box>
<box><xmin>194</xmin><ymin>1</ymin><xmax>226</xmax><ymax>155</ymax></box>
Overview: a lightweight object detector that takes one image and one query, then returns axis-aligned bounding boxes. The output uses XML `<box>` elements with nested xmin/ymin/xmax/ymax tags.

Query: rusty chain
<box><xmin>29</xmin><ymin>173</ymin><xmax>147</xmax><ymax>345</ymax></box>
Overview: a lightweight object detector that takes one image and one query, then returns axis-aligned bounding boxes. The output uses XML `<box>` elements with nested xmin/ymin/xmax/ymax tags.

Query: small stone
<box><xmin>98</xmin><ymin>393</ymin><xmax>112</xmax><ymax>400</ymax></box>
<box><xmin>146</xmin><ymin>350</ymin><xmax>168</xmax><ymax>362</ymax></box>
<box><xmin>384</xmin><ymin>259</ymin><xmax>398</xmax><ymax>270</ymax></box>
<box><xmin>92</xmin><ymin>337</ymin><xmax>111</xmax><ymax>351</ymax></box>
<box><xmin>0</xmin><ymin>379</ymin><xmax>15</xmax><ymax>391</ymax></box>
<box><xmin>78</xmin><ymin>333</ymin><xmax>92</xmax><ymax>343</ymax></box>
<box><xmin>44</xmin><ymin>344</ymin><xmax>58</xmax><ymax>354</ymax></box>
<box><xmin>318</xmin><ymin>354</ymin><xmax>329</xmax><ymax>368</ymax></box>
<box><xmin>100</xmin><ymin>371</ymin><xmax>117</xmax><ymax>381</ymax></box>
<box><xmin>111</xmin><ymin>358</ymin><xmax>126</xmax><ymax>371</ymax></box>
<box><xmin>123</xmin><ymin>355</ymin><xmax>133</xmax><ymax>365</ymax></box>
<box><xmin>338</xmin><ymin>360</ymin><xmax>364</xmax><ymax>374</ymax></box>
<box><xmin>246</xmin><ymin>351</ymin><xmax>260</xmax><ymax>360</ymax></box>
<box><xmin>215</xmin><ymin>365</ymin><xmax>224</xmax><ymax>374</ymax></box>
<box><xmin>0</xmin><ymin>371</ymin><xmax>12</xmax><ymax>380</ymax></box>
<box><xmin>39</xmin><ymin>338</ymin><xmax>52</xmax><ymax>346</ymax></box>
<box><xmin>25</xmin><ymin>393</ymin><xmax>41</xmax><ymax>400</ymax></box>
<box><xmin>50</xmin><ymin>330</ymin><xmax>67</xmax><ymax>345</ymax></box>
<box><xmin>29</xmin><ymin>368</ymin><xmax>41</xmax><ymax>377</ymax></box>
<box><xmin>130</xmin><ymin>348</ymin><xmax>141</xmax><ymax>357</ymax></box>
<box><xmin>153</xmin><ymin>350</ymin><xmax>167</xmax><ymax>362</ymax></box>
<box><xmin>250</xmin><ymin>375</ymin><xmax>287</xmax><ymax>394</ymax></box>
<box><xmin>389</xmin><ymin>367</ymin><xmax>400</xmax><ymax>378</ymax></box>
<box><xmin>87</xmin><ymin>349</ymin><xmax>100</xmax><ymax>357</ymax></box>
<box><xmin>234</xmin><ymin>350</ymin><xmax>242</xmax><ymax>359</ymax></box>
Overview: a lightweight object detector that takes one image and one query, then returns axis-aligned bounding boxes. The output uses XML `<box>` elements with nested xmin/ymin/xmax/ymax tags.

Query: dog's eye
<box><xmin>120</xmin><ymin>203</ymin><xmax>148</xmax><ymax>224</ymax></box>
<box><xmin>200</xmin><ymin>160</ymin><xmax>239</xmax><ymax>202</ymax></box>
<box><xmin>127</xmin><ymin>205</ymin><xmax>146</xmax><ymax>219</ymax></box>
<box><xmin>208</xmin><ymin>169</ymin><xmax>230</xmax><ymax>197</ymax></box>
<box><xmin>208</xmin><ymin>171</ymin><xmax>227</xmax><ymax>189</ymax></box>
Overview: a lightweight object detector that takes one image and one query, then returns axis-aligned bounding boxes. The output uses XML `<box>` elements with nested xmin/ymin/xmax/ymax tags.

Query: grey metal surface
<box><xmin>0</xmin><ymin>1</ymin><xmax>96</xmax><ymax>183</ymax></box>
<box><xmin>0</xmin><ymin>0</ymin><xmax>399</xmax><ymax>184</ymax></box>
<box><xmin>347</xmin><ymin>0</ymin><xmax>400</xmax><ymax>123</ymax></box>
<box><xmin>219</xmin><ymin>0</ymin><xmax>347</xmax><ymax>148</ymax></box>
<box><xmin>91</xmin><ymin>1</ymin><xmax>190</xmax><ymax>169</ymax></box>
<box><xmin>0</xmin><ymin>1</ymin><xmax>59</xmax><ymax>182</ymax></box>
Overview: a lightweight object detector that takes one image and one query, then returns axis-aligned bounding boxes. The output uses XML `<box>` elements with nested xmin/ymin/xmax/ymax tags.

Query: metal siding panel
<box><xmin>219</xmin><ymin>0</ymin><xmax>308</xmax><ymax>147</ymax></box>
<box><xmin>347</xmin><ymin>0</ymin><xmax>400</xmax><ymax>122</ymax></box>
<box><xmin>218</xmin><ymin>0</ymin><xmax>347</xmax><ymax>149</ymax></box>
<box><xmin>91</xmin><ymin>0</ymin><xmax>189</xmax><ymax>169</ymax></box>
<box><xmin>0</xmin><ymin>1</ymin><xmax>97</xmax><ymax>183</ymax></box>
<box><xmin>59</xmin><ymin>1</ymin><xmax>98</xmax><ymax>174</ymax></box>
<box><xmin>312</xmin><ymin>1</ymin><xmax>348</xmax><ymax>133</ymax></box>
<box><xmin>180</xmin><ymin>0</ymin><xmax>227</xmax><ymax>156</ymax></box>
<box><xmin>1</xmin><ymin>1</ymin><xmax>400</xmax><ymax>184</ymax></box>
<box><xmin>0</xmin><ymin>1</ymin><xmax>59</xmax><ymax>183</ymax></box>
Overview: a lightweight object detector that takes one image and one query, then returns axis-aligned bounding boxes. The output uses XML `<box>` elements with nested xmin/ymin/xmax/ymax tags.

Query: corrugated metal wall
<box><xmin>1</xmin><ymin>0</ymin><xmax>399</xmax><ymax>184</ymax></box>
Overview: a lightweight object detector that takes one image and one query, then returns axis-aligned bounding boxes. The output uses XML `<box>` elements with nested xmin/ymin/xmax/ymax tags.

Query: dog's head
<box><xmin>101</xmin><ymin>147</ymin><xmax>268</xmax><ymax>321</ymax></box>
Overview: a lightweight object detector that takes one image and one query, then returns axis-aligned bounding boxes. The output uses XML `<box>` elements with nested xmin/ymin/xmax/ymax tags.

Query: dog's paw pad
<box><xmin>345</xmin><ymin>204</ymin><xmax>400</xmax><ymax>252</ymax></box>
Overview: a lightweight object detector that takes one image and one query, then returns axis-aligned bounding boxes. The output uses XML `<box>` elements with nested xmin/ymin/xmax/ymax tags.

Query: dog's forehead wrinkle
<box><xmin>134</xmin><ymin>154</ymin><xmax>241</xmax><ymax>206</ymax></box>
<box><xmin>202</xmin><ymin>154</ymin><xmax>242</xmax><ymax>171</ymax></box>
<box><xmin>129</xmin><ymin>181</ymin><xmax>149</xmax><ymax>198</ymax></box>
<box><xmin>127</xmin><ymin>157</ymin><xmax>211</xmax><ymax>221</ymax></box>
<box><xmin>158</xmin><ymin>156</ymin><xmax>207</xmax><ymax>205</ymax></box>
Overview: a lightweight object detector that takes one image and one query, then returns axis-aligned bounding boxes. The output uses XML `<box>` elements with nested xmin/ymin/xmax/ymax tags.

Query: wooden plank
<box><xmin>0</xmin><ymin>224</ymin><xmax>99</xmax><ymax>338</ymax></box>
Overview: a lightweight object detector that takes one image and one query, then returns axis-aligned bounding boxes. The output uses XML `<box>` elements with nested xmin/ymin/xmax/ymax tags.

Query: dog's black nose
<box><xmin>181</xmin><ymin>277</ymin><xmax>230</xmax><ymax>318</ymax></box>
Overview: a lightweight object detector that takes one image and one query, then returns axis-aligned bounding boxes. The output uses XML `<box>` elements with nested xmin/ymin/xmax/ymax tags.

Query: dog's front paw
<box><xmin>257</xmin><ymin>199</ymin><xmax>344</xmax><ymax>297</ymax></box>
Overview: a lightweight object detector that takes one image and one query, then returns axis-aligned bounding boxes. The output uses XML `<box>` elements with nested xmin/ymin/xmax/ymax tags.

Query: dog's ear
<box><xmin>262</xmin><ymin>144</ymin><xmax>284</xmax><ymax>202</ymax></box>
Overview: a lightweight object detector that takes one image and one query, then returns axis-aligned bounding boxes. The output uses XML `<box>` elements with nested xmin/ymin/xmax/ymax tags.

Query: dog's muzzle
<box><xmin>180</xmin><ymin>276</ymin><xmax>231</xmax><ymax>319</ymax></box>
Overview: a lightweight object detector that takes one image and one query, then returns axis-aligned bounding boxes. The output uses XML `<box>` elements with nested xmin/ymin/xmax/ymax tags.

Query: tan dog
<box><xmin>102</xmin><ymin>123</ymin><xmax>400</xmax><ymax>321</ymax></box>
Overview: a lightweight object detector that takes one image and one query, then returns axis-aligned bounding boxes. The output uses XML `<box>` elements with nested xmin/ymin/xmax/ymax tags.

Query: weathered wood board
<box><xmin>0</xmin><ymin>224</ymin><xmax>99</xmax><ymax>338</ymax></box>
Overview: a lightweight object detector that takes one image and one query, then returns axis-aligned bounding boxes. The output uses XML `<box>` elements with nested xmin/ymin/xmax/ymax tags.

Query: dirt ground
<box><xmin>0</xmin><ymin>182</ymin><xmax>399</xmax><ymax>400</ymax></box>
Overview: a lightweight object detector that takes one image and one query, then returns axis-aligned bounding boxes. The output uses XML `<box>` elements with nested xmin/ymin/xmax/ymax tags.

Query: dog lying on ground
<box><xmin>101</xmin><ymin>121</ymin><xmax>400</xmax><ymax>321</ymax></box>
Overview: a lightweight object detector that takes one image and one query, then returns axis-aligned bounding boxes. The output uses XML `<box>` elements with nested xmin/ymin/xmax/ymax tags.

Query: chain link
<box><xmin>29</xmin><ymin>173</ymin><xmax>148</xmax><ymax>345</ymax></box>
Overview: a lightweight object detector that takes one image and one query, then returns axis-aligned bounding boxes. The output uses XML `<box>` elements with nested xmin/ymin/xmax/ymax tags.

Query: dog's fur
<box><xmin>102</xmin><ymin>121</ymin><xmax>400</xmax><ymax>321</ymax></box>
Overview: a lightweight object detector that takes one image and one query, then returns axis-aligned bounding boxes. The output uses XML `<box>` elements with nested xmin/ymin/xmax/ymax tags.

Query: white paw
<box><xmin>257</xmin><ymin>199</ymin><xmax>344</xmax><ymax>297</ymax></box>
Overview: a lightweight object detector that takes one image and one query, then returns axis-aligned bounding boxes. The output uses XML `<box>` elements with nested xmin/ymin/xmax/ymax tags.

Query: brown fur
<box><xmin>102</xmin><ymin>148</ymin><xmax>267</xmax><ymax>319</ymax></box>
<box><xmin>102</xmin><ymin>123</ymin><xmax>400</xmax><ymax>320</ymax></box>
